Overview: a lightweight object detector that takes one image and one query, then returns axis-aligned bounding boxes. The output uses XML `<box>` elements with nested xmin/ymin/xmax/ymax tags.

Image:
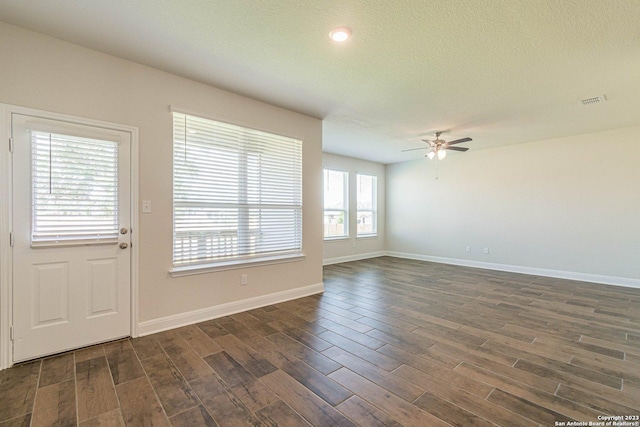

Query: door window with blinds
<box><xmin>30</xmin><ymin>131</ymin><xmax>119</xmax><ymax>246</ymax></box>
<box><xmin>172</xmin><ymin>112</ymin><xmax>303</xmax><ymax>269</ymax></box>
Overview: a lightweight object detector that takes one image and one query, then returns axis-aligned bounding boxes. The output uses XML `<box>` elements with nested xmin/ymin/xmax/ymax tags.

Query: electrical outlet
<box><xmin>465</xmin><ymin>245</ymin><xmax>471</xmax><ymax>253</ymax></box>
<box><xmin>241</xmin><ymin>274</ymin><xmax>247</xmax><ymax>285</ymax></box>
<box><xmin>142</xmin><ymin>200</ymin><xmax>152</xmax><ymax>213</ymax></box>
<box><xmin>483</xmin><ymin>247</ymin><xmax>490</xmax><ymax>254</ymax></box>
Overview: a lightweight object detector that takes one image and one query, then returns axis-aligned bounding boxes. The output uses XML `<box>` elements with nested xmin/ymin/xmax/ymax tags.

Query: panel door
<box><xmin>12</xmin><ymin>113</ymin><xmax>131</xmax><ymax>362</ymax></box>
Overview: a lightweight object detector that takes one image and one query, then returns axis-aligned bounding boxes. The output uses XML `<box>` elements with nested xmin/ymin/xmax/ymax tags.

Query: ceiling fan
<box><xmin>402</xmin><ymin>132</ymin><xmax>472</xmax><ymax>160</ymax></box>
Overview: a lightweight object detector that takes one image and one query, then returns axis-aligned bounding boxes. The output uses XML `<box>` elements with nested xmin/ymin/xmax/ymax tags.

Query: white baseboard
<box><xmin>137</xmin><ymin>252</ymin><xmax>637</xmax><ymax>336</ymax></box>
<box><xmin>386</xmin><ymin>251</ymin><xmax>640</xmax><ymax>289</ymax></box>
<box><xmin>137</xmin><ymin>282</ymin><xmax>324</xmax><ymax>336</ymax></box>
<box><xmin>323</xmin><ymin>251</ymin><xmax>387</xmax><ymax>266</ymax></box>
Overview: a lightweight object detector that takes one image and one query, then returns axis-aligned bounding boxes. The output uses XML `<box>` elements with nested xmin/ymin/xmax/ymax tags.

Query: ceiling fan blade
<box><xmin>421</xmin><ymin>139</ymin><xmax>436</xmax><ymax>146</ymax></box>
<box><xmin>446</xmin><ymin>137</ymin><xmax>472</xmax><ymax>146</ymax></box>
<box><xmin>401</xmin><ymin>147</ymin><xmax>429</xmax><ymax>152</ymax></box>
<box><xmin>446</xmin><ymin>146</ymin><xmax>469</xmax><ymax>152</ymax></box>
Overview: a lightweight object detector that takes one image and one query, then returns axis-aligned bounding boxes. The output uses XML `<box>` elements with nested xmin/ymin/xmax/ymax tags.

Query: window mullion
<box><xmin>237</xmin><ymin>139</ymin><xmax>249</xmax><ymax>253</ymax></box>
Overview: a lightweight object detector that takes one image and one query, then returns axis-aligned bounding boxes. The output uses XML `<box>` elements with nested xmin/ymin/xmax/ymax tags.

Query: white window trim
<box><xmin>169</xmin><ymin>253</ymin><xmax>305</xmax><ymax>277</ymax></box>
<box><xmin>356</xmin><ymin>234</ymin><xmax>378</xmax><ymax>239</ymax></box>
<box><xmin>356</xmin><ymin>173</ymin><xmax>378</xmax><ymax>237</ymax></box>
<box><xmin>357</xmin><ymin>230</ymin><xmax>378</xmax><ymax>238</ymax></box>
<box><xmin>172</xmin><ymin>111</ymin><xmax>303</xmax><ymax>268</ymax></box>
<box><xmin>323</xmin><ymin>168</ymin><xmax>349</xmax><ymax>240</ymax></box>
<box><xmin>323</xmin><ymin>236</ymin><xmax>351</xmax><ymax>242</ymax></box>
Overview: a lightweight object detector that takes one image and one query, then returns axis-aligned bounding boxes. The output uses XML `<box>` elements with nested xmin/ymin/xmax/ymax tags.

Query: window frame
<box><xmin>356</xmin><ymin>173</ymin><xmax>378</xmax><ymax>237</ymax></box>
<box><xmin>170</xmin><ymin>111</ymin><xmax>304</xmax><ymax>275</ymax></box>
<box><xmin>323</xmin><ymin>168</ymin><xmax>349</xmax><ymax>240</ymax></box>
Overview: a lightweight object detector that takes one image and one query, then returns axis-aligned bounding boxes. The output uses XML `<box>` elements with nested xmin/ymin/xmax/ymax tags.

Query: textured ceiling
<box><xmin>1</xmin><ymin>0</ymin><xmax>640</xmax><ymax>163</ymax></box>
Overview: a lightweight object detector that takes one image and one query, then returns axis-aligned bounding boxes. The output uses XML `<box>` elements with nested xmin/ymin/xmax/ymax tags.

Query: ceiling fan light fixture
<box><xmin>329</xmin><ymin>27</ymin><xmax>351</xmax><ymax>43</ymax></box>
<box><xmin>401</xmin><ymin>132</ymin><xmax>472</xmax><ymax>161</ymax></box>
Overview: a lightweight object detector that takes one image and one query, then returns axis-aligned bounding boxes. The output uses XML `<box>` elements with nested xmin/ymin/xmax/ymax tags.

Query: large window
<box><xmin>323</xmin><ymin>169</ymin><xmax>348</xmax><ymax>239</ymax></box>
<box><xmin>172</xmin><ymin>112</ymin><xmax>303</xmax><ymax>268</ymax></box>
<box><xmin>357</xmin><ymin>173</ymin><xmax>377</xmax><ymax>236</ymax></box>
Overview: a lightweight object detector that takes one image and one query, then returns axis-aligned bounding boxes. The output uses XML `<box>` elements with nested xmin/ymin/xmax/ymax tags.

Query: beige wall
<box><xmin>322</xmin><ymin>153</ymin><xmax>386</xmax><ymax>263</ymax></box>
<box><xmin>387</xmin><ymin>125</ymin><xmax>640</xmax><ymax>282</ymax></box>
<box><xmin>0</xmin><ymin>23</ymin><xmax>323</xmax><ymax>327</ymax></box>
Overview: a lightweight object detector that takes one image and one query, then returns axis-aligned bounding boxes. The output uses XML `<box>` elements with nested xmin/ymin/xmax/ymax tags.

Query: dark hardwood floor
<box><xmin>1</xmin><ymin>256</ymin><xmax>639</xmax><ymax>426</ymax></box>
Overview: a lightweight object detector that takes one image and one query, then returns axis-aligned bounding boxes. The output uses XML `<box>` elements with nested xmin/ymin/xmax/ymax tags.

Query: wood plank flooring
<box><xmin>1</xmin><ymin>256</ymin><xmax>639</xmax><ymax>426</ymax></box>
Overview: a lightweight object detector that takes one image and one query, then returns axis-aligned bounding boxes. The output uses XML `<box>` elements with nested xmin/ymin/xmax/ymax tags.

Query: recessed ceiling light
<box><xmin>329</xmin><ymin>27</ymin><xmax>351</xmax><ymax>43</ymax></box>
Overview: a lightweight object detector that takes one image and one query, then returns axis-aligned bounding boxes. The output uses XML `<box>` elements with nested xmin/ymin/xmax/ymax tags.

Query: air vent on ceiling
<box><xmin>580</xmin><ymin>95</ymin><xmax>606</xmax><ymax>106</ymax></box>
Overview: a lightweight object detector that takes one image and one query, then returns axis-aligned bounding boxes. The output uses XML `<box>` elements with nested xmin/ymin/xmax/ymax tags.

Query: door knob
<box><xmin>120</xmin><ymin>228</ymin><xmax>128</xmax><ymax>235</ymax></box>
<box><xmin>119</xmin><ymin>242</ymin><xmax>129</xmax><ymax>249</ymax></box>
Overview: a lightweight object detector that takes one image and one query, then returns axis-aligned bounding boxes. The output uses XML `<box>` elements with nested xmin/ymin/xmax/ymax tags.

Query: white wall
<box><xmin>323</xmin><ymin>153</ymin><xmax>386</xmax><ymax>264</ymax></box>
<box><xmin>387</xmin><ymin>125</ymin><xmax>640</xmax><ymax>283</ymax></box>
<box><xmin>0</xmin><ymin>23</ymin><xmax>323</xmax><ymax>333</ymax></box>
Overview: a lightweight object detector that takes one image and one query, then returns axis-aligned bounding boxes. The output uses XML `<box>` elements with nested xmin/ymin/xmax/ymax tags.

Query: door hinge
<box><xmin>10</xmin><ymin>326</ymin><xmax>14</xmax><ymax>341</ymax></box>
<box><xmin>8</xmin><ymin>137</ymin><xmax>13</xmax><ymax>153</ymax></box>
<box><xmin>9</xmin><ymin>232</ymin><xmax>14</xmax><ymax>247</ymax></box>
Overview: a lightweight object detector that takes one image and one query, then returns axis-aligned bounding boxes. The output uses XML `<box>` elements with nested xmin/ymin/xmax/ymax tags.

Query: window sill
<box><xmin>170</xmin><ymin>253</ymin><xmax>305</xmax><ymax>277</ymax></box>
<box><xmin>323</xmin><ymin>236</ymin><xmax>350</xmax><ymax>242</ymax></box>
<box><xmin>356</xmin><ymin>234</ymin><xmax>378</xmax><ymax>239</ymax></box>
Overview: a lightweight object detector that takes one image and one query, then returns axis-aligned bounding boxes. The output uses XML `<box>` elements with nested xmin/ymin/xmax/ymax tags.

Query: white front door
<box><xmin>12</xmin><ymin>113</ymin><xmax>131</xmax><ymax>362</ymax></box>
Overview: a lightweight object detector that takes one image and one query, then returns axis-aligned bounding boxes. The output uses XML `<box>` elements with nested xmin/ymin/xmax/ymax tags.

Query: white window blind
<box><xmin>173</xmin><ymin>112</ymin><xmax>303</xmax><ymax>266</ymax></box>
<box><xmin>357</xmin><ymin>173</ymin><xmax>377</xmax><ymax>236</ymax></box>
<box><xmin>31</xmin><ymin>131</ymin><xmax>119</xmax><ymax>245</ymax></box>
<box><xmin>323</xmin><ymin>169</ymin><xmax>348</xmax><ymax>238</ymax></box>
